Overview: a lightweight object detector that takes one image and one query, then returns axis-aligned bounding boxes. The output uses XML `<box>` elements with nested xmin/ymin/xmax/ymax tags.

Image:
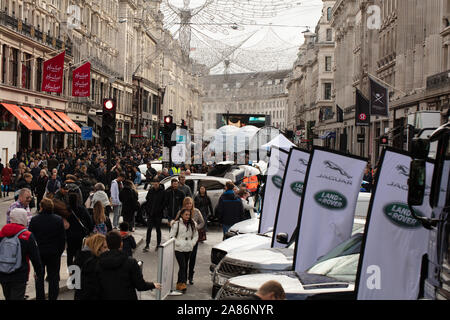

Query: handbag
<box><xmin>198</xmin><ymin>228</ymin><xmax>207</xmax><ymax>242</ymax></box>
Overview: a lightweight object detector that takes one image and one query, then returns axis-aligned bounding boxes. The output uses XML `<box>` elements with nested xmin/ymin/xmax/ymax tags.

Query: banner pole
<box><xmin>367</xmin><ymin>73</ymin><xmax>407</xmax><ymax>96</ymax></box>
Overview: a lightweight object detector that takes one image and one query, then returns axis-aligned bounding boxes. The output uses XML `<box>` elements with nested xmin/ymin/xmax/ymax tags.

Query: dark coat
<box><xmin>164</xmin><ymin>187</ymin><xmax>185</xmax><ymax>220</ymax></box>
<box><xmin>73</xmin><ymin>249</ymin><xmax>100</xmax><ymax>300</ymax></box>
<box><xmin>66</xmin><ymin>205</ymin><xmax>93</xmax><ymax>241</ymax></box>
<box><xmin>96</xmin><ymin>249</ymin><xmax>155</xmax><ymax>300</ymax></box>
<box><xmin>120</xmin><ymin>232</ymin><xmax>136</xmax><ymax>257</ymax></box>
<box><xmin>28</xmin><ymin>210</ymin><xmax>66</xmax><ymax>256</ymax></box>
<box><xmin>195</xmin><ymin>194</ymin><xmax>213</xmax><ymax>220</ymax></box>
<box><xmin>119</xmin><ymin>186</ymin><xmax>139</xmax><ymax>220</ymax></box>
<box><xmin>0</xmin><ymin>224</ymin><xmax>43</xmax><ymax>284</ymax></box>
<box><xmin>34</xmin><ymin>176</ymin><xmax>48</xmax><ymax>198</ymax></box>
<box><xmin>215</xmin><ymin>190</ymin><xmax>244</xmax><ymax>226</ymax></box>
<box><xmin>145</xmin><ymin>184</ymin><xmax>165</xmax><ymax>221</ymax></box>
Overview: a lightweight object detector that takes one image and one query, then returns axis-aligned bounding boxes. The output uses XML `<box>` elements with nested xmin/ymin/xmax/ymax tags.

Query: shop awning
<box><xmin>44</xmin><ymin>110</ymin><xmax>73</xmax><ymax>133</ymax></box>
<box><xmin>21</xmin><ymin>106</ymin><xmax>55</xmax><ymax>132</ymax></box>
<box><xmin>1</xmin><ymin>103</ymin><xmax>42</xmax><ymax>131</ymax></box>
<box><xmin>54</xmin><ymin>111</ymin><xmax>82</xmax><ymax>133</ymax></box>
<box><xmin>34</xmin><ymin>108</ymin><xmax>65</xmax><ymax>132</ymax></box>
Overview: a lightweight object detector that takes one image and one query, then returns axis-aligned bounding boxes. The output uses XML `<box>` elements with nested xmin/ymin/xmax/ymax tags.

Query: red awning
<box><xmin>54</xmin><ymin>112</ymin><xmax>81</xmax><ymax>133</ymax></box>
<box><xmin>21</xmin><ymin>106</ymin><xmax>55</xmax><ymax>132</ymax></box>
<box><xmin>1</xmin><ymin>103</ymin><xmax>42</xmax><ymax>131</ymax></box>
<box><xmin>34</xmin><ymin>108</ymin><xmax>64</xmax><ymax>132</ymax></box>
<box><xmin>44</xmin><ymin>110</ymin><xmax>73</xmax><ymax>133</ymax></box>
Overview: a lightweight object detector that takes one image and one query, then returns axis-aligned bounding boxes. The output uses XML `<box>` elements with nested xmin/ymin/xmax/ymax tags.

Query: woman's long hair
<box><xmin>93</xmin><ymin>201</ymin><xmax>106</xmax><ymax>225</ymax></box>
<box><xmin>52</xmin><ymin>198</ymin><xmax>71</xmax><ymax>219</ymax></box>
<box><xmin>84</xmin><ymin>234</ymin><xmax>107</xmax><ymax>257</ymax></box>
<box><xmin>177</xmin><ymin>208</ymin><xmax>196</xmax><ymax>238</ymax></box>
<box><xmin>182</xmin><ymin>197</ymin><xmax>196</xmax><ymax>216</ymax></box>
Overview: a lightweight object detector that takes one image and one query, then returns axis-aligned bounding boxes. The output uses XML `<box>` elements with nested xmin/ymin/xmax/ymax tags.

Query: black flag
<box><xmin>355</xmin><ymin>89</ymin><xmax>370</xmax><ymax>126</ymax></box>
<box><xmin>336</xmin><ymin>105</ymin><xmax>344</xmax><ymax>123</ymax></box>
<box><xmin>370</xmin><ymin>78</ymin><xmax>389</xmax><ymax>116</ymax></box>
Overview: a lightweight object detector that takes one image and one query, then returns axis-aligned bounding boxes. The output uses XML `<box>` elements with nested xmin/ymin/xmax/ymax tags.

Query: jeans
<box><xmin>35</xmin><ymin>254</ymin><xmax>61</xmax><ymax>300</ymax></box>
<box><xmin>1</xmin><ymin>282</ymin><xmax>27</xmax><ymax>300</ymax></box>
<box><xmin>188</xmin><ymin>242</ymin><xmax>199</xmax><ymax>280</ymax></box>
<box><xmin>146</xmin><ymin>218</ymin><xmax>162</xmax><ymax>247</ymax></box>
<box><xmin>175</xmin><ymin>251</ymin><xmax>191</xmax><ymax>284</ymax></box>
<box><xmin>113</xmin><ymin>204</ymin><xmax>122</xmax><ymax>228</ymax></box>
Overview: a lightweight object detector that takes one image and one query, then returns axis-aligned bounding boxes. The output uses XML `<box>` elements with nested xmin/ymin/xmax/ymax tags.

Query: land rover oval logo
<box><xmin>383</xmin><ymin>203</ymin><xmax>423</xmax><ymax>228</ymax></box>
<box><xmin>272</xmin><ymin>175</ymin><xmax>283</xmax><ymax>189</ymax></box>
<box><xmin>314</xmin><ymin>190</ymin><xmax>347</xmax><ymax>210</ymax></box>
<box><xmin>291</xmin><ymin>182</ymin><xmax>304</xmax><ymax>197</ymax></box>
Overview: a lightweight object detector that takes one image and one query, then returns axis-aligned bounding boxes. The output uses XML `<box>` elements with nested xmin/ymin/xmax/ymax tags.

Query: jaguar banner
<box><xmin>356</xmin><ymin>149</ymin><xmax>433</xmax><ymax>300</ymax></box>
<box><xmin>258</xmin><ymin>146</ymin><xmax>290</xmax><ymax>234</ymax></box>
<box><xmin>293</xmin><ymin>147</ymin><xmax>367</xmax><ymax>273</ymax></box>
<box><xmin>271</xmin><ymin>148</ymin><xmax>310</xmax><ymax>248</ymax></box>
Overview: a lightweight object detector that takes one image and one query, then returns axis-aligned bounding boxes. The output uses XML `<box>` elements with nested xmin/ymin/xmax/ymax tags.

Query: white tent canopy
<box><xmin>261</xmin><ymin>134</ymin><xmax>296</xmax><ymax>151</ymax></box>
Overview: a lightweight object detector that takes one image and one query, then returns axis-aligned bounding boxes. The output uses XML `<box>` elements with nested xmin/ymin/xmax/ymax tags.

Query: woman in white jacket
<box><xmin>86</xmin><ymin>183</ymin><xmax>112</xmax><ymax>217</ymax></box>
<box><xmin>169</xmin><ymin>208</ymin><xmax>198</xmax><ymax>293</ymax></box>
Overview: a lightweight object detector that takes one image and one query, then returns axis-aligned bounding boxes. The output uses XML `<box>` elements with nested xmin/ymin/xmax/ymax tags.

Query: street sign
<box><xmin>81</xmin><ymin>127</ymin><xmax>93</xmax><ymax>141</ymax></box>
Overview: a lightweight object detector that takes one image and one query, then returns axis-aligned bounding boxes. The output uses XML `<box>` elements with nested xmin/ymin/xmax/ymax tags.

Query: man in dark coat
<box><xmin>164</xmin><ymin>178</ymin><xmax>185</xmax><ymax>223</ymax></box>
<box><xmin>29</xmin><ymin>198</ymin><xmax>66</xmax><ymax>300</ymax></box>
<box><xmin>96</xmin><ymin>231</ymin><xmax>160</xmax><ymax>300</ymax></box>
<box><xmin>143</xmin><ymin>179</ymin><xmax>165</xmax><ymax>252</ymax></box>
<box><xmin>215</xmin><ymin>182</ymin><xmax>244</xmax><ymax>239</ymax></box>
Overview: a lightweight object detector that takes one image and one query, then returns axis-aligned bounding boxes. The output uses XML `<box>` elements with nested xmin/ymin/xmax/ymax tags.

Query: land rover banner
<box><xmin>272</xmin><ymin>148</ymin><xmax>310</xmax><ymax>248</ymax></box>
<box><xmin>294</xmin><ymin>147</ymin><xmax>367</xmax><ymax>273</ymax></box>
<box><xmin>259</xmin><ymin>146</ymin><xmax>290</xmax><ymax>234</ymax></box>
<box><xmin>356</xmin><ymin>149</ymin><xmax>433</xmax><ymax>300</ymax></box>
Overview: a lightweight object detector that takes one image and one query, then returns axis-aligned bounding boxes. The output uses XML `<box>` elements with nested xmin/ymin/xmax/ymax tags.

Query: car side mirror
<box><xmin>408</xmin><ymin>160</ymin><xmax>426</xmax><ymax>206</ymax></box>
<box><xmin>276</xmin><ymin>233</ymin><xmax>289</xmax><ymax>245</ymax></box>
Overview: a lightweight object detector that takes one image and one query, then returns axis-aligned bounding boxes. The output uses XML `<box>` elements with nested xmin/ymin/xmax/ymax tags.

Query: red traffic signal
<box><xmin>103</xmin><ymin>99</ymin><xmax>115</xmax><ymax>111</ymax></box>
<box><xmin>164</xmin><ymin>115</ymin><xmax>173</xmax><ymax>125</ymax></box>
<box><xmin>380</xmin><ymin>135</ymin><xmax>389</xmax><ymax>145</ymax></box>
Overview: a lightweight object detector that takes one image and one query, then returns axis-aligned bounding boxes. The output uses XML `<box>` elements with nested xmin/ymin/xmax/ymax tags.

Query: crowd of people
<box><xmin>0</xmin><ymin>141</ymin><xmax>260</xmax><ymax>300</ymax></box>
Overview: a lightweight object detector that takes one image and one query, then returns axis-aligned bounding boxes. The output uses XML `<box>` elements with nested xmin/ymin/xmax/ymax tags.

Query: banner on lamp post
<box><xmin>72</xmin><ymin>62</ymin><xmax>91</xmax><ymax>97</ymax></box>
<box><xmin>42</xmin><ymin>51</ymin><xmax>65</xmax><ymax>93</ymax></box>
<box><xmin>293</xmin><ymin>147</ymin><xmax>367</xmax><ymax>273</ymax></box>
<box><xmin>355</xmin><ymin>148</ymin><xmax>433</xmax><ymax>300</ymax></box>
<box><xmin>258</xmin><ymin>146</ymin><xmax>290</xmax><ymax>234</ymax></box>
<box><xmin>271</xmin><ymin>147</ymin><xmax>310</xmax><ymax>248</ymax></box>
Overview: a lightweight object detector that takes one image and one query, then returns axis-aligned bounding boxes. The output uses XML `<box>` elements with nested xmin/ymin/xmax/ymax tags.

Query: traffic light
<box><xmin>101</xmin><ymin>99</ymin><xmax>116</xmax><ymax>148</ymax></box>
<box><xmin>163</xmin><ymin>115</ymin><xmax>176</xmax><ymax>148</ymax></box>
<box><xmin>181</xmin><ymin>120</ymin><xmax>187</xmax><ymax>130</ymax></box>
<box><xmin>380</xmin><ymin>135</ymin><xmax>389</xmax><ymax>146</ymax></box>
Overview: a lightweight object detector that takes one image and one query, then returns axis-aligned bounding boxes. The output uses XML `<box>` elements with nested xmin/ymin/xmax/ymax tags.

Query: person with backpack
<box><xmin>0</xmin><ymin>208</ymin><xmax>44</xmax><ymax>300</ymax></box>
<box><xmin>29</xmin><ymin>198</ymin><xmax>66</xmax><ymax>300</ymax></box>
<box><xmin>169</xmin><ymin>208</ymin><xmax>198</xmax><ymax>293</ymax></box>
<box><xmin>92</xmin><ymin>201</ymin><xmax>112</xmax><ymax>235</ymax></box>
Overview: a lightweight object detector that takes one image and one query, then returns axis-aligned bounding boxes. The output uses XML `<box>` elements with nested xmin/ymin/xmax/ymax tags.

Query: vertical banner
<box><xmin>258</xmin><ymin>146</ymin><xmax>290</xmax><ymax>234</ymax></box>
<box><xmin>294</xmin><ymin>147</ymin><xmax>367</xmax><ymax>273</ymax></box>
<box><xmin>336</xmin><ymin>105</ymin><xmax>344</xmax><ymax>123</ymax></box>
<box><xmin>369</xmin><ymin>78</ymin><xmax>389</xmax><ymax>117</ymax></box>
<box><xmin>271</xmin><ymin>148</ymin><xmax>310</xmax><ymax>248</ymax></box>
<box><xmin>41</xmin><ymin>51</ymin><xmax>65</xmax><ymax>93</ymax></box>
<box><xmin>355</xmin><ymin>89</ymin><xmax>370</xmax><ymax>127</ymax></box>
<box><xmin>356</xmin><ymin>149</ymin><xmax>433</xmax><ymax>300</ymax></box>
<box><xmin>72</xmin><ymin>62</ymin><xmax>91</xmax><ymax>97</ymax></box>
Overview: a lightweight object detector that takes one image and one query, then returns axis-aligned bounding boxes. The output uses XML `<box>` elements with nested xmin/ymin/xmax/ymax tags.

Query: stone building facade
<box><xmin>201</xmin><ymin>70</ymin><xmax>290</xmax><ymax>131</ymax></box>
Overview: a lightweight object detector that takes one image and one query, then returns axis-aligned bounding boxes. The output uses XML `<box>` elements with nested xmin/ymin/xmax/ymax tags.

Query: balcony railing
<box><xmin>0</xmin><ymin>11</ymin><xmax>72</xmax><ymax>56</ymax></box>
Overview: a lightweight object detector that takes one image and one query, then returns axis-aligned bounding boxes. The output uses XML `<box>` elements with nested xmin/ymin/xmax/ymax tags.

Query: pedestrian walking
<box><xmin>34</xmin><ymin>170</ymin><xmax>48</xmax><ymax>211</ymax></box>
<box><xmin>164</xmin><ymin>178</ymin><xmax>185</xmax><ymax>224</ymax></box>
<box><xmin>96</xmin><ymin>231</ymin><xmax>161</xmax><ymax>300</ymax></box>
<box><xmin>29</xmin><ymin>198</ymin><xmax>66</xmax><ymax>300</ymax></box>
<box><xmin>111</xmin><ymin>173</ymin><xmax>125</xmax><ymax>229</ymax></box>
<box><xmin>92</xmin><ymin>201</ymin><xmax>112</xmax><ymax>235</ymax></box>
<box><xmin>170</xmin><ymin>208</ymin><xmax>198</xmax><ymax>293</ymax></box>
<box><xmin>6</xmin><ymin>188</ymin><xmax>33</xmax><ymax>226</ymax></box>
<box><xmin>0</xmin><ymin>208</ymin><xmax>44</xmax><ymax>300</ymax></box>
<box><xmin>119</xmin><ymin>180</ymin><xmax>139</xmax><ymax>231</ymax></box>
<box><xmin>178</xmin><ymin>174</ymin><xmax>192</xmax><ymax>198</ymax></box>
<box><xmin>171</xmin><ymin>197</ymin><xmax>204</xmax><ymax>285</ymax></box>
<box><xmin>143</xmin><ymin>163</ymin><xmax>157</xmax><ymax>190</ymax></box>
<box><xmin>194</xmin><ymin>185</ymin><xmax>213</xmax><ymax>231</ymax></box>
<box><xmin>215</xmin><ymin>182</ymin><xmax>244</xmax><ymax>239</ymax></box>
<box><xmin>66</xmin><ymin>192</ymin><xmax>93</xmax><ymax>266</ymax></box>
<box><xmin>73</xmin><ymin>234</ymin><xmax>108</xmax><ymax>300</ymax></box>
<box><xmin>143</xmin><ymin>178</ymin><xmax>165</xmax><ymax>252</ymax></box>
<box><xmin>119</xmin><ymin>222</ymin><xmax>136</xmax><ymax>257</ymax></box>
<box><xmin>45</xmin><ymin>171</ymin><xmax>61</xmax><ymax>197</ymax></box>
<box><xmin>2</xmin><ymin>163</ymin><xmax>13</xmax><ymax>197</ymax></box>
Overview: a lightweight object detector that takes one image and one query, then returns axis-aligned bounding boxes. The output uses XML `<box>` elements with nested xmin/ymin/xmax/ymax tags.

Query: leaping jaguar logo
<box><xmin>396</xmin><ymin>165</ymin><xmax>409</xmax><ymax>177</ymax></box>
<box><xmin>324</xmin><ymin>161</ymin><xmax>352</xmax><ymax>179</ymax></box>
<box><xmin>298</xmin><ymin>158</ymin><xmax>309</xmax><ymax>166</ymax></box>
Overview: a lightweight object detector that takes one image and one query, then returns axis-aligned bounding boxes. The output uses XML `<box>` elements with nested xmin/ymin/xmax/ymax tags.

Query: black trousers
<box><xmin>67</xmin><ymin>238</ymin><xmax>83</xmax><ymax>267</ymax></box>
<box><xmin>1</xmin><ymin>281</ymin><xmax>27</xmax><ymax>300</ymax></box>
<box><xmin>189</xmin><ymin>242</ymin><xmax>199</xmax><ymax>280</ymax></box>
<box><xmin>35</xmin><ymin>254</ymin><xmax>62</xmax><ymax>300</ymax></box>
<box><xmin>146</xmin><ymin>218</ymin><xmax>162</xmax><ymax>247</ymax></box>
<box><xmin>175</xmin><ymin>251</ymin><xmax>191</xmax><ymax>284</ymax></box>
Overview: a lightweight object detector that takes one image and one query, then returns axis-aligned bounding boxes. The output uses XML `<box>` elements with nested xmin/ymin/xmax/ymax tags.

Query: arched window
<box><xmin>327</xmin><ymin>7</ymin><xmax>332</xmax><ymax>21</ymax></box>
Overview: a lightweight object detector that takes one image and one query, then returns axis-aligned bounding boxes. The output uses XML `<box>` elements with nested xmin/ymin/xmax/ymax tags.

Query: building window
<box><xmin>324</xmin><ymin>83</ymin><xmax>332</xmax><ymax>100</ymax></box>
<box><xmin>36</xmin><ymin>58</ymin><xmax>43</xmax><ymax>91</ymax></box>
<box><xmin>152</xmin><ymin>94</ymin><xmax>158</xmax><ymax>115</ymax></box>
<box><xmin>10</xmin><ymin>48</ymin><xmax>18</xmax><ymax>87</ymax></box>
<box><xmin>2</xmin><ymin>45</ymin><xmax>7</xmax><ymax>84</ymax></box>
<box><xmin>327</xmin><ymin>7</ymin><xmax>332</xmax><ymax>21</ymax></box>
<box><xmin>325</xmin><ymin>56</ymin><xmax>332</xmax><ymax>71</ymax></box>
<box><xmin>326</xmin><ymin>29</ymin><xmax>332</xmax><ymax>41</ymax></box>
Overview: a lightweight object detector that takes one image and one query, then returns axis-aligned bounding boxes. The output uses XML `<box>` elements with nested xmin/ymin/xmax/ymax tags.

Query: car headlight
<box><xmin>214</xmin><ymin>273</ymin><xmax>230</xmax><ymax>286</ymax></box>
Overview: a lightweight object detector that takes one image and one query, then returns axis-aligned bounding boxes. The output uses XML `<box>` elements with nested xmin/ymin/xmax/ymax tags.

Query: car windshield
<box><xmin>306</xmin><ymin>254</ymin><xmax>360</xmax><ymax>283</ymax></box>
<box><xmin>310</xmin><ymin>233</ymin><xmax>362</xmax><ymax>266</ymax></box>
